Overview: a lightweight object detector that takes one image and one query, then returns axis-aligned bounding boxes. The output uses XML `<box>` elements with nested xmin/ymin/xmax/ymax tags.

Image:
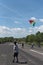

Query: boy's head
<box><xmin>14</xmin><ymin>41</ymin><xmax>16</xmax><ymax>45</ymax></box>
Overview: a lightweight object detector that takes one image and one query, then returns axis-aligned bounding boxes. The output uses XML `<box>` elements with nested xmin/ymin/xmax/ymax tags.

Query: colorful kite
<box><xmin>29</xmin><ymin>19</ymin><xmax>36</xmax><ymax>26</ymax></box>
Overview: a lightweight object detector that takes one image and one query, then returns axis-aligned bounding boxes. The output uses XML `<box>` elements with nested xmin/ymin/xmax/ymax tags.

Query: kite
<box><xmin>32</xmin><ymin>22</ymin><xmax>36</xmax><ymax>26</ymax></box>
<box><xmin>29</xmin><ymin>19</ymin><xmax>36</xmax><ymax>27</ymax></box>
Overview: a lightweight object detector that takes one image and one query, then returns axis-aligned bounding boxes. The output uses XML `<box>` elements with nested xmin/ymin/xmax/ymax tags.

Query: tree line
<box><xmin>0</xmin><ymin>31</ymin><xmax>43</xmax><ymax>46</ymax></box>
<box><xmin>0</xmin><ymin>37</ymin><xmax>14</xmax><ymax>44</ymax></box>
<box><xmin>25</xmin><ymin>31</ymin><xmax>43</xmax><ymax>46</ymax></box>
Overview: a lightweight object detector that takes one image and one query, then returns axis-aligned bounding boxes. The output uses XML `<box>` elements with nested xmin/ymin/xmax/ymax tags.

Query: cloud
<box><xmin>0</xmin><ymin>25</ymin><xmax>43</xmax><ymax>38</ymax></box>
<box><xmin>31</xmin><ymin>25</ymin><xmax>43</xmax><ymax>34</ymax></box>
<box><xmin>39</xmin><ymin>19</ymin><xmax>43</xmax><ymax>22</ymax></box>
<box><xmin>0</xmin><ymin>26</ymin><xmax>26</xmax><ymax>38</ymax></box>
<box><xmin>30</xmin><ymin>17</ymin><xmax>43</xmax><ymax>23</ymax></box>
<box><xmin>30</xmin><ymin>17</ymin><xmax>36</xmax><ymax>21</ymax></box>
<box><xmin>37</xmin><ymin>25</ymin><xmax>43</xmax><ymax>32</ymax></box>
<box><xmin>29</xmin><ymin>30</ymin><xmax>32</xmax><ymax>33</ymax></box>
<box><xmin>0</xmin><ymin>26</ymin><xmax>33</xmax><ymax>37</ymax></box>
<box><xmin>0</xmin><ymin>26</ymin><xmax>10</xmax><ymax>34</ymax></box>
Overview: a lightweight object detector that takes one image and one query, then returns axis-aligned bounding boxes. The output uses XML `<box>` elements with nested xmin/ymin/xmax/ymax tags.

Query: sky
<box><xmin>0</xmin><ymin>0</ymin><xmax>43</xmax><ymax>38</ymax></box>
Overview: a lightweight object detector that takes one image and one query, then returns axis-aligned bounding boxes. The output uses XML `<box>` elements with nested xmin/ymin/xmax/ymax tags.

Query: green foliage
<box><xmin>26</xmin><ymin>31</ymin><xmax>43</xmax><ymax>46</ymax></box>
<box><xmin>0</xmin><ymin>37</ymin><xmax>14</xmax><ymax>44</ymax></box>
<box><xmin>26</xmin><ymin>34</ymin><xmax>35</xmax><ymax>43</ymax></box>
<box><xmin>0</xmin><ymin>31</ymin><xmax>43</xmax><ymax>46</ymax></box>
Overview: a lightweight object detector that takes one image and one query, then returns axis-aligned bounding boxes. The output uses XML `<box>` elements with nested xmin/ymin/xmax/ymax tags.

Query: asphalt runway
<box><xmin>0</xmin><ymin>43</ymin><xmax>43</xmax><ymax>65</ymax></box>
<box><xmin>0</xmin><ymin>43</ymin><xmax>27</xmax><ymax>65</ymax></box>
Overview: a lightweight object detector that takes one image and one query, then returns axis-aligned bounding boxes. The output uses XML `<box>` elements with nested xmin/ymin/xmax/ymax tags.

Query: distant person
<box><xmin>13</xmin><ymin>41</ymin><xmax>19</xmax><ymax>63</ymax></box>
<box><xmin>38</xmin><ymin>42</ymin><xmax>41</xmax><ymax>48</ymax></box>
<box><xmin>31</xmin><ymin>43</ymin><xmax>34</xmax><ymax>48</ymax></box>
<box><xmin>22</xmin><ymin>43</ymin><xmax>24</xmax><ymax>48</ymax></box>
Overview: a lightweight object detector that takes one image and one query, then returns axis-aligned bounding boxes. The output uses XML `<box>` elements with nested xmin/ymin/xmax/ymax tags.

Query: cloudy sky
<box><xmin>0</xmin><ymin>0</ymin><xmax>43</xmax><ymax>38</ymax></box>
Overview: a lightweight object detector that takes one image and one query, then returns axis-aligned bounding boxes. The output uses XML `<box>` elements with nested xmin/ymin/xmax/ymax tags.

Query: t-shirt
<box><xmin>13</xmin><ymin>44</ymin><xmax>19</xmax><ymax>53</ymax></box>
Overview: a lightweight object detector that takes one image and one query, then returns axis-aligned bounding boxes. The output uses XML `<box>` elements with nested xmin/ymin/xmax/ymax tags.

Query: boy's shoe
<box><xmin>16</xmin><ymin>61</ymin><xmax>19</xmax><ymax>63</ymax></box>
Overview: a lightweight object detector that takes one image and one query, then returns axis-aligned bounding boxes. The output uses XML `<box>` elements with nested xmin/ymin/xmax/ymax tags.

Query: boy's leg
<box><xmin>13</xmin><ymin>53</ymin><xmax>15</xmax><ymax>63</ymax></box>
<box><xmin>16</xmin><ymin>53</ymin><xmax>18</xmax><ymax>63</ymax></box>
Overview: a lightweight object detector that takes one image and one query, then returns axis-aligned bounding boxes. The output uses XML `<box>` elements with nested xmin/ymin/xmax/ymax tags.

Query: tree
<box><xmin>26</xmin><ymin>34</ymin><xmax>35</xmax><ymax>45</ymax></box>
<box><xmin>36</xmin><ymin>31</ymin><xmax>41</xmax><ymax>47</ymax></box>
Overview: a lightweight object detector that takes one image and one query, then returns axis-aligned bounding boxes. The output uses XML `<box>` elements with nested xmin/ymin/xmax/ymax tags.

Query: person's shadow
<box><xmin>12</xmin><ymin>60</ymin><xmax>27</xmax><ymax>64</ymax></box>
<box><xmin>18</xmin><ymin>61</ymin><xmax>27</xmax><ymax>64</ymax></box>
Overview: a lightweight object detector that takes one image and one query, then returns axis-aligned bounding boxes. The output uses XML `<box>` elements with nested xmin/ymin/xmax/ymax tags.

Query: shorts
<box><xmin>14</xmin><ymin>52</ymin><xmax>18</xmax><ymax>57</ymax></box>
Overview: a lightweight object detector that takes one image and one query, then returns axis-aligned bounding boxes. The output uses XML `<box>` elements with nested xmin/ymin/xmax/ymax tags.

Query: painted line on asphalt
<box><xmin>30</xmin><ymin>49</ymin><xmax>43</xmax><ymax>55</ymax></box>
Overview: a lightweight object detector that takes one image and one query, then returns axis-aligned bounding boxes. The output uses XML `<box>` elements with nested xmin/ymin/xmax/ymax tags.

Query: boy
<box><xmin>13</xmin><ymin>41</ymin><xmax>19</xmax><ymax>63</ymax></box>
